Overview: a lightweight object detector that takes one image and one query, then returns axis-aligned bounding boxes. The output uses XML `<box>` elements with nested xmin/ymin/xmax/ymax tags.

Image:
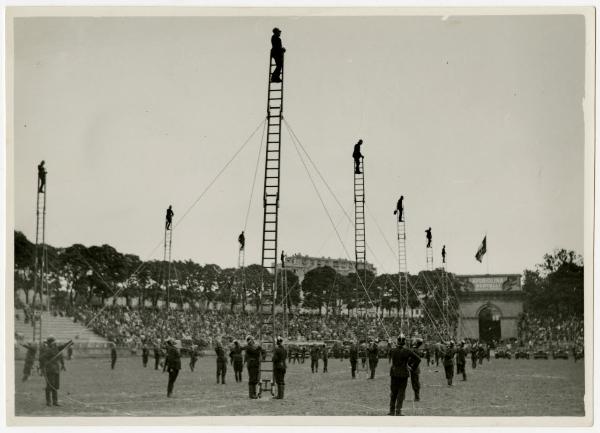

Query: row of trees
<box><xmin>14</xmin><ymin>231</ymin><xmax>461</xmax><ymax>317</ymax></box>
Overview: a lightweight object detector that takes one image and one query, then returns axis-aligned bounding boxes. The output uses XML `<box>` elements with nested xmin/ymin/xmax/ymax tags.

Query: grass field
<box><xmin>14</xmin><ymin>354</ymin><xmax>585</xmax><ymax>417</ymax></box>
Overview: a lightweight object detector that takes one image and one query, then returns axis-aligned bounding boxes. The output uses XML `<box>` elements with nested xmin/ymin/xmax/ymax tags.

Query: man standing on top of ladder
<box><xmin>280</xmin><ymin>250</ymin><xmax>285</xmax><ymax>268</ymax></box>
<box><xmin>394</xmin><ymin>195</ymin><xmax>404</xmax><ymax>222</ymax></box>
<box><xmin>425</xmin><ymin>227</ymin><xmax>432</xmax><ymax>248</ymax></box>
<box><xmin>353</xmin><ymin>139</ymin><xmax>364</xmax><ymax>174</ymax></box>
<box><xmin>37</xmin><ymin>160</ymin><xmax>47</xmax><ymax>192</ymax></box>
<box><xmin>165</xmin><ymin>205</ymin><xmax>174</xmax><ymax>230</ymax></box>
<box><xmin>270</xmin><ymin>27</ymin><xmax>285</xmax><ymax>83</ymax></box>
<box><xmin>442</xmin><ymin>245</ymin><xmax>446</xmax><ymax>264</ymax></box>
<box><xmin>238</xmin><ymin>231</ymin><xmax>245</xmax><ymax>250</ymax></box>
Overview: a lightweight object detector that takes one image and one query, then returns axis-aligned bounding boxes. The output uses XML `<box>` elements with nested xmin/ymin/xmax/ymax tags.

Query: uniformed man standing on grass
<box><xmin>215</xmin><ymin>341</ymin><xmax>227</xmax><ymax>384</ymax></box>
<box><xmin>471</xmin><ymin>342</ymin><xmax>478</xmax><ymax>369</ymax></box>
<box><xmin>389</xmin><ymin>335</ymin><xmax>420</xmax><ymax>416</ymax></box>
<box><xmin>163</xmin><ymin>338</ymin><xmax>181</xmax><ymax>397</ymax></box>
<box><xmin>189</xmin><ymin>345</ymin><xmax>199</xmax><ymax>372</ymax></box>
<box><xmin>141</xmin><ymin>341</ymin><xmax>150</xmax><ymax>368</ymax></box>
<box><xmin>456</xmin><ymin>340</ymin><xmax>467</xmax><ymax>381</ymax></box>
<box><xmin>272</xmin><ymin>336</ymin><xmax>287</xmax><ymax>399</ymax></box>
<box><xmin>443</xmin><ymin>341</ymin><xmax>456</xmax><ymax>386</ymax></box>
<box><xmin>110</xmin><ymin>342</ymin><xmax>117</xmax><ymax>370</ymax></box>
<box><xmin>39</xmin><ymin>336</ymin><xmax>72</xmax><ymax>407</ymax></box>
<box><xmin>367</xmin><ymin>340</ymin><xmax>379</xmax><ymax>379</ymax></box>
<box><xmin>245</xmin><ymin>336</ymin><xmax>261</xmax><ymax>399</ymax></box>
<box><xmin>360</xmin><ymin>343</ymin><xmax>367</xmax><ymax>369</ymax></box>
<box><xmin>310</xmin><ymin>344</ymin><xmax>320</xmax><ymax>373</ymax></box>
<box><xmin>410</xmin><ymin>338</ymin><xmax>424</xmax><ymax>401</ymax></box>
<box><xmin>350</xmin><ymin>341</ymin><xmax>359</xmax><ymax>378</ymax></box>
<box><xmin>322</xmin><ymin>345</ymin><xmax>329</xmax><ymax>373</ymax></box>
<box><xmin>154</xmin><ymin>341</ymin><xmax>162</xmax><ymax>370</ymax></box>
<box><xmin>230</xmin><ymin>340</ymin><xmax>244</xmax><ymax>382</ymax></box>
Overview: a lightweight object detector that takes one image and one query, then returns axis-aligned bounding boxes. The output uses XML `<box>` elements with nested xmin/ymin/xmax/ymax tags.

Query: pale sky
<box><xmin>13</xmin><ymin>14</ymin><xmax>586</xmax><ymax>276</ymax></box>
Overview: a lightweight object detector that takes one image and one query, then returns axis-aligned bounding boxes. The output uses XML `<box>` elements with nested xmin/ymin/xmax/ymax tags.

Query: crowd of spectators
<box><xmin>517</xmin><ymin>312</ymin><xmax>583</xmax><ymax>348</ymax></box>
<box><xmin>70</xmin><ymin>306</ymin><xmax>452</xmax><ymax>348</ymax></box>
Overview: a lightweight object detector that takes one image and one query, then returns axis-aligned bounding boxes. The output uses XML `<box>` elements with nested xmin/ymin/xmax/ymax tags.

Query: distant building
<box><xmin>276</xmin><ymin>253</ymin><xmax>377</xmax><ymax>282</ymax></box>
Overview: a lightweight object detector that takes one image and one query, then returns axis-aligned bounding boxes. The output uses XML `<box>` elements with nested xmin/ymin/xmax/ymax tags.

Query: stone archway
<box><xmin>478</xmin><ymin>303</ymin><xmax>502</xmax><ymax>343</ymax></box>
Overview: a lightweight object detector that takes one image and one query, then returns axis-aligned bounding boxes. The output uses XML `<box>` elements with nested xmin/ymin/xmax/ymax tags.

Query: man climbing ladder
<box><xmin>353</xmin><ymin>139</ymin><xmax>364</xmax><ymax>174</ymax></box>
<box><xmin>270</xmin><ymin>28</ymin><xmax>286</xmax><ymax>82</ymax></box>
<box><xmin>165</xmin><ymin>205</ymin><xmax>174</xmax><ymax>230</ymax></box>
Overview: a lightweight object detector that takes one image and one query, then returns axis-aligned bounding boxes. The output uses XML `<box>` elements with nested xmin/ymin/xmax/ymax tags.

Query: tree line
<box><xmin>14</xmin><ymin>230</ymin><xmax>463</xmax><ymax>317</ymax></box>
<box><xmin>522</xmin><ymin>249</ymin><xmax>584</xmax><ymax>317</ymax></box>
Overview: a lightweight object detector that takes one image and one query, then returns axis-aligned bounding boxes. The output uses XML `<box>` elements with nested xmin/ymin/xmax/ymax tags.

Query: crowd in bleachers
<box><xmin>69</xmin><ymin>306</ymin><xmax>451</xmax><ymax>348</ymax></box>
<box><xmin>517</xmin><ymin>312</ymin><xmax>584</xmax><ymax>348</ymax></box>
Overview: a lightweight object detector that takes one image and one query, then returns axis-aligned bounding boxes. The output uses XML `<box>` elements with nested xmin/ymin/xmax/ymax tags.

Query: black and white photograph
<box><xmin>4</xmin><ymin>6</ymin><xmax>595</xmax><ymax>426</ymax></box>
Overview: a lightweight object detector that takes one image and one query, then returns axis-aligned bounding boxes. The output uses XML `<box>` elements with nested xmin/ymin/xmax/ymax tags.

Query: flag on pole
<box><xmin>475</xmin><ymin>236</ymin><xmax>487</xmax><ymax>263</ymax></box>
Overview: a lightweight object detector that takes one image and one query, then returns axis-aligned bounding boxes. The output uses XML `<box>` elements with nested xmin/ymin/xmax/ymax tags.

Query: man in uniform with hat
<box><xmin>270</xmin><ymin>28</ymin><xmax>286</xmax><ymax>83</ymax></box>
<box><xmin>163</xmin><ymin>338</ymin><xmax>181</xmax><ymax>397</ymax></box>
<box><xmin>367</xmin><ymin>339</ymin><xmax>379</xmax><ymax>379</ymax></box>
<box><xmin>230</xmin><ymin>340</ymin><xmax>244</xmax><ymax>382</ymax></box>
<box><xmin>39</xmin><ymin>336</ymin><xmax>72</xmax><ymax>407</ymax></box>
<box><xmin>154</xmin><ymin>340</ymin><xmax>162</xmax><ymax>370</ymax></box>
<box><xmin>322</xmin><ymin>344</ymin><xmax>329</xmax><ymax>373</ymax></box>
<box><xmin>189</xmin><ymin>345</ymin><xmax>199</xmax><ymax>372</ymax></box>
<box><xmin>244</xmin><ymin>335</ymin><xmax>261</xmax><ymax>399</ymax></box>
<box><xmin>410</xmin><ymin>338</ymin><xmax>424</xmax><ymax>401</ymax></box>
<box><xmin>141</xmin><ymin>340</ymin><xmax>150</xmax><ymax>368</ymax></box>
<box><xmin>310</xmin><ymin>344</ymin><xmax>320</xmax><ymax>373</ymax></box>
<box><xmin>165</xmin><ymin>205</ymin><xmax>174</xmax><ymax>230</ymax></box>
<box><xmin>456</xmin><ymin>340</ymin><xmax>467</xmax><ymax>381</ymax></box>
<box><xmin>238</xmin><ymin>231</ymin><xmax>245</xmax><ymax>250</ymax></box>
<box><xmin>215</xmin><ymin>340</ymin><xmax>227</xmax><ymax>384</ymax></box>
<box><xmin>389</xmin><ymin>334</ymin><xmax>420</xmax><ymax>416</ymax></box>
<box><xmin>353</xmin><ymin>139</ymin><xmax>364</xmax><ymax>174</ymax></box>
<box><xmin>272</xmin><ymin>336</ymin><xmax>287</xmax><ymax>399</ymax></box>
<box><xmin>443</xmin><ymin>341</ymin><xmax>456</xmax><ymax>386</ymax></box>
<box><xmin>349</xmin><ymin>340</ymin><xmax>359</xmax><ymax>378</ymax></box>
<box><xmin>110</xmin><ymin>341</ymin><xmax>117</xmax><ymax>370</ymax></box>
<box><xmin>37</xmin><ymin>160</ymin><xmax>47</xmax><ymax>193</ymax></box>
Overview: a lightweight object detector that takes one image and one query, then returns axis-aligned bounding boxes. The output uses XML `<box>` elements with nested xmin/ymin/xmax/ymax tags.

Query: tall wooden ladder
<box><xmin>396</xmin><ymin>214</ymin><xmax>409</xmax><ymax>334</ymax></box>
<box><xmin>258</xmin><ymin>52</ymin><xmax>285</xmax><ymax>399</ymax></box>
<box><xmin>163</xmin><ymin>223</ymin><xmax>173</xmax><ymax>309</ymax></box>
<box><xmin>33</xmin><ymin>165</ymin><xmax>48</xmax><ymax>333</ymax></box>
<box><xmin>353</xmin><ymin>157</ymin><xmax>366</xmax><ymax>317</ymax></box>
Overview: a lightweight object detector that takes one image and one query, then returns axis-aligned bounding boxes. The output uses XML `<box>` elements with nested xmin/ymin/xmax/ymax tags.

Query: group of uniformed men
<box><xmin>27</xmin><ymin>331</ymin><xmax>491</xmax><ymax>413</ymax></box>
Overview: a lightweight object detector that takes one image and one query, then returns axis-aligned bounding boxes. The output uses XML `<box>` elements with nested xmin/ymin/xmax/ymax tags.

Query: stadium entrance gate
<box><xmin>478</xmin><ymin>305</ymin><xmax>501</xmax><ymax>343</ymax></box>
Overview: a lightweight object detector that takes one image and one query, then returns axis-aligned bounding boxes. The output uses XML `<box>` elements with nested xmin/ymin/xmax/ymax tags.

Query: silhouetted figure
<box><xmin>270</xmin><ymin>28</ymin><xmax>286</xmax><ymax>83</ymax></box>
<box><xmin>394</xmin><ymin>196</ymin><xmax>404</xmax><ymax>222</ymax></box>
<box><xmin>353</xmin><ymin>139</ymin><xmax>364</xmax><ymax>174</ymax></box>
<box><xmin>37</xmin><ymin>160</ymin><xmax>47</xmax><ymax>193</ymax></box>
<box><xmin>280</xmin><ymin>250</ymin><xmax>285</xmax><ymax>268</ymax></box>
<box><xmin>163</xmin><ymin>338</ymin><xmax>181</xmax><ymax>397</ymax></box>
<box><xmin>425</xmin><ymin>227</ymin><xmax>432</xmax><ymax>248</ymax></box>
<box><xmin>110</xmin><ymin>342</ymin><xmax>117</xmax><ymax>369</ymax></box>
<box><xmin>442</xmin><ymin>245</ymin><xmax>446</xmax><ymax>264</ymax></box>
<box><xmin>165</xmin><ymin>205</ymin><xmax>174</xmax><ymax>230</ymax></box>
<box><xmin>238</xmin><ymin>231</ymin><xmax>245</xmax><ymax>250</ymax></box>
